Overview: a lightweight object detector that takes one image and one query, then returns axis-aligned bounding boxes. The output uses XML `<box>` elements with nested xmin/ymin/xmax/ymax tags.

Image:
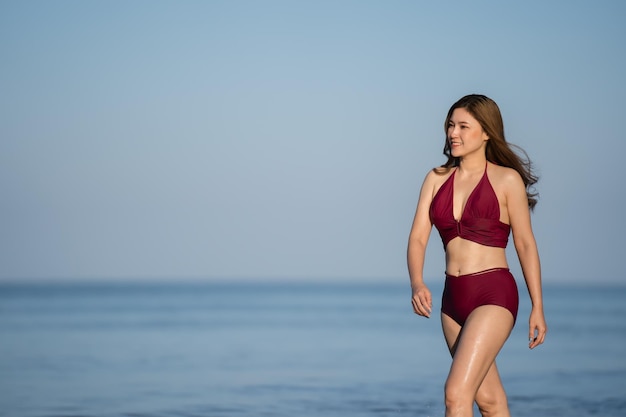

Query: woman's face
<box><xmin>447</xmin><ymin>107</ymin><xmax>489</xmax><ymax>158</ymax></box>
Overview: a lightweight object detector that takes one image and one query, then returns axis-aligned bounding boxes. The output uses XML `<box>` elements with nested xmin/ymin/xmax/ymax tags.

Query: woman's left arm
<box><xmin>505</xmin><ymin>170</ymin><xmax>547</xmax><ymax>349</ymax></box>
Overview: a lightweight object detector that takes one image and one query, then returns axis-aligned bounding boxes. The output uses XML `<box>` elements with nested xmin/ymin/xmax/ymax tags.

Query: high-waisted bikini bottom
<box><xmin>441</xmin><ymin>268</ymin><xmax>519</xmax><ymax>326</ymax></box>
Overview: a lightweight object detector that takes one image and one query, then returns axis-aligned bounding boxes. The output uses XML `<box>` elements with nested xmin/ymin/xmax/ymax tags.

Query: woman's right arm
<box><xmin>408</xmin><ymin>170</ymin><xmax>437</xmax><ymax>318</ymax></box>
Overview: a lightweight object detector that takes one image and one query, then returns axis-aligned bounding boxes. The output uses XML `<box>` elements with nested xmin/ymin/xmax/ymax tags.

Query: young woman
<box><xmin>407</xmin><ymin>94</ymin><xmax>547</xmax><ymax>417</ymax></box>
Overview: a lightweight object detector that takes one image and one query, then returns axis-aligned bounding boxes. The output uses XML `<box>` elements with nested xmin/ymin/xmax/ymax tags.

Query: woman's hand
<box><xmin>412</xmin><ymin>284</ymin><xmax>433</xmax><ymax>318</ymax></box>
<box><xmin>528</xmin><ymin>307</ymin><xmax>547</xmax><ymax>349</ymax></box>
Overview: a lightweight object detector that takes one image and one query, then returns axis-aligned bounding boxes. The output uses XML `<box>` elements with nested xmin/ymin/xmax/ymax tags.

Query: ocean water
<box><xmin>0</xmin><ymin>280</ymin><xmax>624</xmax><ymax>417</ymax></box>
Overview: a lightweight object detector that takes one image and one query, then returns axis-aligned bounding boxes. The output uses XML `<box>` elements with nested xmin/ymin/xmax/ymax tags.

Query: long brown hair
<box><xmin>437</xmin><ymin>94</ymin><xmax>538</xmax><ymax>209</ymax></box>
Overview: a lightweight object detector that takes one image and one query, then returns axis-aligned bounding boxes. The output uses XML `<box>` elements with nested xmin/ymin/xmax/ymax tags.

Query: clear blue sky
<box><xmin>1</xmin><ymin>1</ymin><xmax>624</xmax><ymax>283</ymax></box>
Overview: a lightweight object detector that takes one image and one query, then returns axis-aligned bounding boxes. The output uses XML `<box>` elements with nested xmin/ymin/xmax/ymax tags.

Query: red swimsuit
<box><xmin>430</xmin><ymin>165</ymin><xmax>519</xmax><ymax>325</ymax></box>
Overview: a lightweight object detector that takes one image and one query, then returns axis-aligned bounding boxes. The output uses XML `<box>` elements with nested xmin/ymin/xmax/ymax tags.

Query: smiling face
<box><xmin>446</xmin><ymin>107</ymin><xmax>489</xmax><ymax>159</ymax></box>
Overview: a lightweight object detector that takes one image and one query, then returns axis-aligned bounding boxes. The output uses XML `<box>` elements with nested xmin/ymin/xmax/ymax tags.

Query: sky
<box><xmin>1</xmin><ymin>0</ymin><xmax>625</xmax><ymax>284</ymax></box>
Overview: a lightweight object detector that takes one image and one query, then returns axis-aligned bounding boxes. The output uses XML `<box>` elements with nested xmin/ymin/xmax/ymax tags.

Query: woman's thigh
<box><xmin>443</xmin><ymin>305</ymin><xmax>514</xmax><ymax>394</ymax></box>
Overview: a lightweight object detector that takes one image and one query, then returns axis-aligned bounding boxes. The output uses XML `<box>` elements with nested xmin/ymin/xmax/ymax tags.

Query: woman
<box><xmin>407</xmin><ymin>94</ymin><xmax>547</xmax><ymax>417</ymax></box>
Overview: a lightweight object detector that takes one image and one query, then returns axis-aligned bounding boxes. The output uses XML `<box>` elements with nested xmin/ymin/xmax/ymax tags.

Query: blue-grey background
<box><xmin>2</xmin><ymin>4</ymin><xmax>625</xmax><ymax>416</ymax></box>
<box><xmin>1</xmin><ymin>0</ymin><xmax>624</xmax><ymax>284</ymax></box>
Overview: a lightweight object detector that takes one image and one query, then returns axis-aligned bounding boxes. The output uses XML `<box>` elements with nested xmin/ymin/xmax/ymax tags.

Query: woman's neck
<box><xmin>457</xmin><ymin>155</ymin><xmax>487</xmax><ymax>175</ymax></box>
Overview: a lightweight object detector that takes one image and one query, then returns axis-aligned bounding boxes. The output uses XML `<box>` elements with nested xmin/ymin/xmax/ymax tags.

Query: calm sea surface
<box><xmin>0</xmin><ymin>280</ymin><xmax>624</xmax><ymax>417</ymax></box>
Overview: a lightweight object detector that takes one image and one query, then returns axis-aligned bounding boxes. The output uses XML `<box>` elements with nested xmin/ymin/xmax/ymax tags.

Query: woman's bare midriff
<box><xmin>444</xmin><ymin>237</ymin><xmax>509</xmax><ymax>277</ymax></box>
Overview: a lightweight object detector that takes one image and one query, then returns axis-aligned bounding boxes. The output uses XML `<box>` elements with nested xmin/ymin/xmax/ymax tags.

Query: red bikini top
<box><xmin>429</xmin><ymin>165</ymin><xmax>510</xmax><ymax>249</ymax></box>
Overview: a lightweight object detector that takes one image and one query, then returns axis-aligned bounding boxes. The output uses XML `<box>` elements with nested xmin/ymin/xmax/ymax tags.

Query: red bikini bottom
<box><xmin>441</xmin><ymin>268</ymin><xmax>519</xmax><ymax>326</ymax></box>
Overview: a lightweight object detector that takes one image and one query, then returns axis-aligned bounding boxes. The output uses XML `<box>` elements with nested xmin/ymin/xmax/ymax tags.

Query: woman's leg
<box><xmin>441</xmin><ymin>305</ymin><xmax>514</xmax><ymax>417</ymax></box>
<box><xmin>475</xmin><ymin>362</ymin><xmax>510</xmax><ymax>417</ymax></box>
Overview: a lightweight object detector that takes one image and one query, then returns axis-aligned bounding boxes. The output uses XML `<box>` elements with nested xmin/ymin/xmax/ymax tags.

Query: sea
<box><xmin>0</xmin><ymin>279</ymin><xmax>624</xmax><ymax>417</ymax></box>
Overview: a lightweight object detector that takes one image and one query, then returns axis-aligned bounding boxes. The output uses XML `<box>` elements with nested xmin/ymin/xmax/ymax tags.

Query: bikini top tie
<box><xmin>429</xmin><ymin>165</ymin><xmax>510</xmax><ymax>249</ymax></box>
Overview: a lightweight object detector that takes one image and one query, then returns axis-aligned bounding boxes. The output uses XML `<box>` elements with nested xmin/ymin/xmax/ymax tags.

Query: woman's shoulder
<box><xmin>425</xmin><ymin>166</ymin><xmax>454</xmax><ymax>184</ymax></box>
<box><xmin>430</xmin><ymin>165</ymin><xmax>455</xmax><ymax>177</ymax></box>
<box><xmin>488</xmin><ymin>163</ymin><xmax>525</xmax><ymax>190</ymax></box>
<box><xmin>420</xmin><ymin>166</ymin><xmax>455</xmax><ymax>200</ymax></box>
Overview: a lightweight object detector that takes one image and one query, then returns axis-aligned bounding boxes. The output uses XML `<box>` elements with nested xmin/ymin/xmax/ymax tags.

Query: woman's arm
<box><xmin>505</xmin><ymin>170</ymin><xmax>547</xmax><ymax>349</ymax></box>
<box><xmin>407</xmin><ymin>170</ymin><xmax>437</xmax><ymax>318</ymax></box>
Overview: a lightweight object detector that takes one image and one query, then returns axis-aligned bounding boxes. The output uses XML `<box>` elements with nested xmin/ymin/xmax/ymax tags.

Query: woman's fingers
<box><xmin>412</xmin><ymin>297</ymin><xmax>426</xmax><ymax>317</ymax></box>
<box><xmin>412</xmin><ymin>290</ymin><xmax>432</xmax><ymax>318</ymax></box>
<box><xmin>528</xmin><ymin>322</ymin><xmax>547</xmax><ymax>349</ymax></box>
